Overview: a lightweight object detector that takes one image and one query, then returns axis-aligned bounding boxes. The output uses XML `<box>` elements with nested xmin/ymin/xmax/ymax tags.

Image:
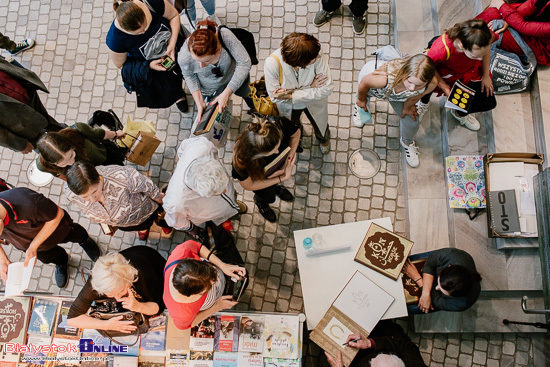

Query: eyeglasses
<box><xmin>212</xmin><ymin>66</ymin><xmax>223</xmax><ymax>78</ymax></box>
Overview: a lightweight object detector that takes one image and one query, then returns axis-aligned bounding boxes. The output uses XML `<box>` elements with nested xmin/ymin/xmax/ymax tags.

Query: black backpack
<box><xmin>0</xmin><ymin>178</ymin><xmax>12</xmax><ymax>192</ymax></box>
<box><xmin>217</xmin><ymin>25</ymin><xmax>259</xmax><ymax>66</ymax></box>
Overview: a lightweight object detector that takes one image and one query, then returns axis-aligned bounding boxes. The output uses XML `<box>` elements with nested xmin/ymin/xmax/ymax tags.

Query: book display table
<box><xmin>293</xmin><ymin>217</ymin><xmax>408</xmax><ymax>330</ymax></box>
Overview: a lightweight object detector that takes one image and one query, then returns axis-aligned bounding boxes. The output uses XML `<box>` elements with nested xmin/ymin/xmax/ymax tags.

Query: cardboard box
<box><xmin>484</xmin><ymin>153</ymin><xmax>544</xmax><ymax>238</ymax></box>
<box><xmin>125</xmin><ymin>131</ymin><xmax>161</xmax><ymax>166</ymax></box>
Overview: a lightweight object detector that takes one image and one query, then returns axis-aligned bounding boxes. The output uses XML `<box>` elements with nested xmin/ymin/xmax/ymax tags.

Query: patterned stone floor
<box><xmin>0</xmin><ymin>0</ymin><xmax>547</xmax><ymax>366</ymax></box>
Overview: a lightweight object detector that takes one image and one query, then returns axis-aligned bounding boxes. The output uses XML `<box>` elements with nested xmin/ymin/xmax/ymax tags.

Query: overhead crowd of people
<box><xmin>1</xmin><ymin>0</ymin><xmax>548</xmax><ymax>365</ymax></box>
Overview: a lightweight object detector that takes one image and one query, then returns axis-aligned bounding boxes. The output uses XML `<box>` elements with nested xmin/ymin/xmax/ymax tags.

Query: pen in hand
<box><xmin>343</xmin><ymin>337</ymin><xmax>361</xmax><ymax>346</ymax></box>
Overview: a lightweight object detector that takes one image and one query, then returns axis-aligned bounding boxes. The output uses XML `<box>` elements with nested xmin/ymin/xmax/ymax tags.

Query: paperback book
<box><xmin>112</xmin><ymin>355</ymin><xmax>138</xmax><ymax>367</ymax></box>
<box><xmin>214</xmin><ymin>315</ymin><xmax>239</xmax><ymax>352</ymax></box>
<box><xmin>262</xmin><ymin>315</ymin><xmax>299</xmax><ymax>359</ymax></box>
<box><xmin>138</xmin><ymin>352</ymin><xmax>165</xmax><ymax>367</ymax></box>
<box><xmin>190</xmin><ymin>317</ymin><xmax>216</xmax><ymax>352</ymax></box>
<box><xmin>354</xmin><ymin>222</ymin><xmax>413</xmax><ymax>280</ymax></box>
<box><xmin>401</xmin><ymin>252</ymin><xmax>430</xmax><ymax>305</ymax></box>
<box><xmin>236</xmin><ymin>352</ymin><xmax>263</xmax><ymax>367</ymax></box>
<box><xmin>212</xmin><ymin>352</ymin><xmax>237</xmax><ymax>367</ymax></box>
<box><xmin>445</xmin><ymin>80</ymin><xmax>475</xmax><ymax>113</ymax></box>
<box><xmin>238</xmin><ymin>316</ymin><xmax>265</xmax><ymax>353</ymax></box>
<box><xmin>310</xmin><ymin>271</ymin><xmax>394</xmax><ymax>367</ymax></box>
<box><xmin>140</xmin><ymin>315</ymin><xmax>167</xmax><ymax>352</ymax></box>
<box><xmin>54</xmin><ymin>300</ymin><xmax>81</xmax><ymax>340</ymax></box>
<box><xmin>264</xmin><ymin>146</ymin><xmax>291</xmax><ymax>178</ymax></box>
<box><xmin>0</xmin><ymin>296</ymin><xmax>32</xmax><ymax>345</ymax></box>
<box><xmin>189</xmin><ymin>351</ymin><xmax>213</xmax><ymax>367</ymax></box>
<box><xmin>28</xmin><ymin>298</ymin><xmax>59</xmax><ymax>336</ymax></box>
<box><xmin>166</xmin><ymin>349</ymin><xmax>189</xmax><ymax>367</ymax></box>
<box><xmin>194</xmin><ymin>103</ymin><xmax>220</xmax><ymax>136</ymax></box>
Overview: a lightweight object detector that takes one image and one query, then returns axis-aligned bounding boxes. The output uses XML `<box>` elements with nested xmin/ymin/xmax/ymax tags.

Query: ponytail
<box><xmin>113</xmin><ymin>0</ymin><xmax>146</xmax><ymax>32</ymax></box>
<box><xmin>446</xmin><ymin>19</ymin><xmax>492</xmax><ymax>51</ymax></box>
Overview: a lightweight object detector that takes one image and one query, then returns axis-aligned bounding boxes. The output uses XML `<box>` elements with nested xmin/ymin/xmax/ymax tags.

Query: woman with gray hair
<box><xmin>163</xmin><ymin>136</ymin><xmax>246</xmax><ymax>240</ymax></box>
<box><xmin>66</xmin><ymin>246</ymin><xmax>166</xmax><ymax>333</ymax></box>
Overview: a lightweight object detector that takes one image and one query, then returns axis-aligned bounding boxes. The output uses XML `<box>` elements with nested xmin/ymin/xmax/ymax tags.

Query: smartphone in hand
<box><xmin>160</xmin><ymin>56</ymin><xmax>175</xmax><ymax>70</ymax></box>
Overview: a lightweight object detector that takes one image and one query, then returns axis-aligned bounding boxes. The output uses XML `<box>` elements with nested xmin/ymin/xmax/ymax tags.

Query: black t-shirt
<box><xmin>68</xmin><ymin>246</ymin><xmax>167</xmax><ymax>319</ymax></box>
<box><xmin>0</xmin><ymin>187</ymin><xmax>73</xmax><ymax>251</ymax></box>
<box><xmin>232</xmin><ymin>116</ymin><xmax>299</xmax><ymax>181</ymax></box>
<box><xmin>106</xmin><ymin>0</ymin><xmax>173</xmax><ymax>60</ymax></box>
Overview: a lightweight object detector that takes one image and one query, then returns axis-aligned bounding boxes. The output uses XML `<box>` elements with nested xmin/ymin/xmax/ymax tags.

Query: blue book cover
<box><xmin>140</xmin><ymin>315</ymin><xmax>167</xmax><ymax>351</ymax></box>
<box><xmin>213</xmin><ymin>352</ymin><xmax>237</xmax><ymax>367</ymax></box>
<box><xmin>28</xmin><ymin>299</ymin><xmax>59</xmax><ymax>336</ymax></box>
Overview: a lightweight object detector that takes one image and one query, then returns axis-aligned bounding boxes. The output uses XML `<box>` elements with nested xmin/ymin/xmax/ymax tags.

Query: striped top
<box><xmin>200</xmin><ymin>266</ymin><xmax>226</xmax><ymax>311</ymax></box>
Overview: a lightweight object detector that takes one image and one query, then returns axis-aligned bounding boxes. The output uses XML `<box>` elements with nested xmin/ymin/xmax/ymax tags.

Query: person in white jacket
<box><xmin>163</xmin><ymin>137</ymin><xmax>246</xmax><ymax>240</ymax></box>
<box><xmin>264</xmin><ymin>33</ymin><xmax>334</xmax><ymax>154</ymax></box>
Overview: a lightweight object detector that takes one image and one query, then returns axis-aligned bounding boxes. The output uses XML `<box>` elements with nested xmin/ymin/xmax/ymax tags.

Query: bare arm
<box><xmin>0</xmin><ymin>245</ymin><xmax>11</xmax><ymax>282</ymax></box>
<box><xmin>163</xmin><ymin>0</ymin><xmax>180</xmax><ymax>61</ymax></box>
<box><xmin>356</xmin><ymin>73</ymin><xmax>387</xmax><ymax>110</ymax></box>
<box><xmin>25</xmin><ymin>207</ymin><xmax>64</xmax><ymax>266</ymax></box>
<box><xmin>67</xmin><ymin>314</ymin><xmax>137</xmax><ymax>333</ymax></box>
<box><xmin>109</xmin><ymin>50</ymin><xmax>128</xmax><ymax>69</ymax></box>
<box><xmin>237</xmin><ymin>154</ymin><xmax>297</xmax><ymax>191</ymax></box>
<box><xmin>418</xmin><ymin>273</ymin><xmax>435</xmax><ymax>313</ymax></box>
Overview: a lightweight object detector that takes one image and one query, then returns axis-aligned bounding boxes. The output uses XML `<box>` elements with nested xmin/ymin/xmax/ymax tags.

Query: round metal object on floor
<box><xmin>348</xmin><ymin>148</ymin><xmax>381</xmax><ymax>179</ymax></box>
<box><xmin>27</xmin><ymin>159</ymin><xmax>54</xmax><ymax>187</ymax></box>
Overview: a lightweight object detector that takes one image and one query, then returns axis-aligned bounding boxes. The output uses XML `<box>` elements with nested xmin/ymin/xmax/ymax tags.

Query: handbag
<box><xmin>89</xmin><ymin>298</ymin><xmax>150</xmax><ymax>346</ymax></box>
<box><xmin>490</xmin><ymin>25</ymin><xmax>537</xmax><ymax>95</ymax></box>
<box><xmin>249</xmin><ymin>54</ymin><xmax>283</xmax><ymax>116</ymax></box>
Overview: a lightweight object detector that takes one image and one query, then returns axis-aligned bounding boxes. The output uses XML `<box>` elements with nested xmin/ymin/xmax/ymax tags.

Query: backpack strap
<box><xmin>0</xmin><ymin>198</ymin><xmax>17</xmax><ymax>220</ymax></box>
<box><xmin>269</xmin><ymin>54</ymin><xmax>283</xmax><ymax>86</ymax></box>
<box><xmin>164</xmin><ymin>259</ymin><xmax>182</xmax><ymax>274</ymax></box>
<box><xmin>442</xmin><ymin>34</ymin><xmax>451</xmax><ymax>61</ymax></box>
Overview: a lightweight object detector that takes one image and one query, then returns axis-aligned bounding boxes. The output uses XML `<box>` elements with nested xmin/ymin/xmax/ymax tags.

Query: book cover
<box><xmin>166</xmin><ymin>315</ymin><xmax>191</xmax><ymax>351</ymax></box>
<box><xmin>190</xmin><ymin>317</ymin><xmax>216</xmax><ymax>352</ymax></box>
<box><xmin>238</xmin><ymin>316</ymin><xmax>264</xmax><ymax>353</ymax></box>
<box><xmin>262</xmin><ymin>359</ymin><xmax>300</xmax><ymax>367</ymax></box>
<box><xmin>264</xmin><ymin>146</ymin><xmax>291</xmax><ymax>178</ymax></box>
<box><xmin>140</xmin><ymin>315</ymin><xmax>167</xmax><ymax>352</ymax></box>
<box><xmin>445</xmin><ymin>155</ymin><xmax>486</xmax><ymax>209</ymax></box>
<box><xmin>110</xmin><ymin>335</ymin><xmax>139</xmax><ymax>356</ymax></box>
<box><xmin>21</xmin><ymin>334</ymin><xmax>52</xmax><ymax>365</ymax></box>
<box><xmin>445</xmin><ymin>80</ymin><xmax>475</xmax><ymax>113</ymax></box>
<box><xmin>489</xmin><ymin>189</ymin><xmax>521</xmax><ymax>233</ymax></box>
<box><xmin>189</xmin><ymin>351</ymin><xmax>213</xmax><ymax>367</ymax></box>
<box><xmin>354</xmin><ymin>222</ymin><xmax>413</xmax><ymax>280</ymax></box>
<box><xmin>80</xmin><ymin>330</ymin><xmax>110</xmax><ymax>367</ymax></box>
<box><xmin>214</xmin><ymin>315</ymin><xmax>239</xmax><ymax>352</ymax></box>
<box><xmin>166</xmin><ymin>349</ymin><xmax>189</xmax><ymax>367</ymax></box>
<box><xmin>236</xmin><ymin>353</ymin><xmax>262</xmax><ymax>367</ymax></box>
<box><xmin>54</xmin><ymin>300</ymin><xmax>81</xmax><ymax>340</ymax></box>
<box><xmin>0</xmin><ymin>345</ymin><xmax>19</xmax><ymax>363</ymax></box>
<box><xmin>0</xmin><ymin>296</ymin><xmax>32</xmax><ymax>345</ymax></box>
<box><xmin>194</xmin><ymin>103</ymin><xmax>219</xmax><ymax>136</ymax></box>
<box><xmin>401</xmin><ymin>256</ymin><xmax>428</xmax><ymax>305</ymax></box>
<box><xmin>27</xmin><ymin>298</ymin><xmax>59</xmax><ymax>336</ymax></box>
<box><xmin>310</xmin><ymin>271</ymin><xmax>394</xmax><ymax>367</ymax></box>
<box><xmin>80</xmin><ymin>352</ymin><xmax>109</xmax><ymax>367</ymax></box>
<box><xmin>212</xmin><ymin>352</ymin><xmax>237</xmax><ymax>367</ymax></box>
<box><xmin>262</xmin><ymin>315</ymin><xmax>299</xmax><ymax>360</ymax></box>
<box><xmin>112</xmin><ymin>355</ymin><xmax>138</xmax><ymax>367</ymax></box>
<box><xmin>51</xmin><ymin>337</ymin><xmax>80</xmax><ymax>366</ymax></box>
<box><xmin>138</xmin><ymin>351</ymin><xmax>165</xmax><ymax>367</ymax></box>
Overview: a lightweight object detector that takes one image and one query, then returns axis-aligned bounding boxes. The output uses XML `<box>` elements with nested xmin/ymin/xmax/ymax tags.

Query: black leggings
<box><xmin>421</xmin><ymin>80</ymin><xmax>497</xmax><ymax>116</ymax></box>
<box><xmin>36</xmin><ymin>223</ymin><xmax>89</xmax><ymax>266</ymax></box>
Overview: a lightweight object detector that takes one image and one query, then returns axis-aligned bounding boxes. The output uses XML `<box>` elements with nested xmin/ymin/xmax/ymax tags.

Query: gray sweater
<box><xmin>178</xmin><ymin>27</ymin><xmax>251</xmax><ymax>95</ymax></box>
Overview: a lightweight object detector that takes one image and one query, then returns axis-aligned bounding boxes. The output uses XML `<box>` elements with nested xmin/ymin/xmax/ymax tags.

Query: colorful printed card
<box><xmin>445</xmin><ymin>155</ymin><xmax>486</xmax><ymax>209</ymax></box>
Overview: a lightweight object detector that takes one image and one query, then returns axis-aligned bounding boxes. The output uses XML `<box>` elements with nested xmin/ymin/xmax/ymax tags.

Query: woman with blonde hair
<box><xmin>67</xmin><ymin>246</ymin><xmax>166</xmax><ymax>333</ymax></box>
<box><xmin>232</xmin><ymin>115</ymin><xmax>300</xmax><ymax>223</ymax></box>
<box><xmin>354</xmin><ymin>54</ymin><xmax>438</xmax><ymax>168</ymax></box>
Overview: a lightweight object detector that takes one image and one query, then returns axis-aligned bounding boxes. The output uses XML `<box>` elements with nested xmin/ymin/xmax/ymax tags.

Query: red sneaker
<box><xmin>221</xmin><ymin>220</ymin><xmax>233</xmax><ymax>232</ymax></box>
<box><xmin>138</xmin><ymin>229</ymin><xmax>150</xmax><ymax>241</ymax></box>
<box><xmin>162</xmin><ymin>227</ymin><xmax>173</xmax><ymax>235</ymax></box>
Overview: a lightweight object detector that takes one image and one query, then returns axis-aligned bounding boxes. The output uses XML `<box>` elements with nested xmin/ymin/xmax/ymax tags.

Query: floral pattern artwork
<box><xmin>445</xmin><ymin>155</ymin><xmax>486</xmax><ymax>209</ymax></box>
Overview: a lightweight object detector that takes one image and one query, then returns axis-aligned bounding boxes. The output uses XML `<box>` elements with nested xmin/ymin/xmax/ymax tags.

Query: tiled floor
<box><xmin>0</xmin><ymin>0</ymin><xmax>548</xmax><ymax>366</ymax></box>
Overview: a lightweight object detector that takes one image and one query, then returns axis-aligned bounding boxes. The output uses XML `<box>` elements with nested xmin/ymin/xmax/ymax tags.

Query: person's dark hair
<box><xmin>172</xmin><ymin>259</ymin><xmax>218</xmax><ymax>297</ymax></box>
<box><xmin>232</xmin><ymin>116</ymin><xmax>283</xmax><ymax>181</ymax></box>
<box><xmin>446</xmin><ymin>19</ymin><xmax>492</xmax><ymax>50</ymax></box>
<box><xmin>66</xmin><ymin>161</ymin><xmax>101</xmax><ymax>196</ymax></box>
<box><xmin>188</xmin><ymin>19</ymin><xmax>219</xmax><ymax>57</ymax></box>
<box><xmin>37</xmin><ymin>129</ymin><xmax>87</xmax><ymax>175</ymax></box>
<box><xmin>439</xmin><ymin>265</ymin><xmax>482</xmax><ymax>297</ymax></box>
<box><xmin>280</xmin><ymin>33</ymin><xmax>321</xmax><ymax>68</ymax></box>
<box><xmin>113</xmin><ymin>0</ymin><xmax>146</xmax><ymax>32</ymax></box>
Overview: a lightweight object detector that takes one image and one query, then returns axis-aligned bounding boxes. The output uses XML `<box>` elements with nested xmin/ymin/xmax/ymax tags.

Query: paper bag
<box><xmin>125</xmin><ymin>131</ymin><xmax>161</xmax><ymax>166</ymax></box>
<box><xmin>118</xmin><ymin>116</ymin><xmax>156</xmax><ymax>148</ymax></box>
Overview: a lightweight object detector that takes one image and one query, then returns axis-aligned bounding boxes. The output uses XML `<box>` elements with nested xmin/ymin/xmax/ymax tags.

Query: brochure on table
<box><xmin>293</xmin><ymin>217</ymin><xmax>408</xmax><ymax>330</ymax></box>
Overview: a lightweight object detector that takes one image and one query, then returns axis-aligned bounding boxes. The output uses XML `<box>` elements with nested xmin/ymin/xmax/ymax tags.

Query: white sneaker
<box><xmin>400</xmin><ymin>138</ymin><xmax>419</xmax><ymax>168</ymax></box>
<box><xmin>352</xmin><ymin>104</ymin><xmax>372</xmax><ymax>128</ymax></box>
<box><xmin>450</xmin><ymin>109</ymin><xmax>480</xmax><ymax>131</ymax></box>
<box><xmin>415</xmin><ymin>101</ymin><xmax>429</xmax><ymax>122</ymax></box>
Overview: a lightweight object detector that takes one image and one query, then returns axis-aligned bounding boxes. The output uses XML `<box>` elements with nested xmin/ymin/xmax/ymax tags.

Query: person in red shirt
<box><xmin>163</xmin><ymin>240</ymin><xmax>246</xmax><ymax>330</ymax></box>
<box><xmin>421</xmin><ymin>19</ymin><xmax>497</xmax><ymax>132</ymax></box>
<box><xmin>477</xmin><ymin>0</ymin><xmax>550</xmax><ymax>66</ymax></box>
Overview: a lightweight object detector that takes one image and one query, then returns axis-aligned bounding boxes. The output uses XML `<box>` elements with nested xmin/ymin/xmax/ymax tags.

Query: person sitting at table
<box><xmin>67</xmin><ymin>246</ymin><xmax>166</xmax><ymax>332</ymax></box>
<box><xmin>163</xmin><ymin>240</ymin><xmax>246</xmax><ymax>330</ymax></box>
<box><xmin>163</xmin><ymin>136</ymin><xmax>247</xmax><ymax>240</ymax></box>
<box><xmin>403</xmin><ymin>248</ymin><xmax>482</xmax><ymax>314</ymax></box>
<box><xmin>64</xmin><ymin>161</ymin><xmax>171</xmax><ymax>241</ymax></box>
<box><xmin>322</xmin><ymin>320</ymin><xmax>427</xmax><ymax>367</ymax></box>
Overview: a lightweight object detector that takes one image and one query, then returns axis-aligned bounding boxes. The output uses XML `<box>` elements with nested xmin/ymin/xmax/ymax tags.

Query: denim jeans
<box><xmin>187</xmin><ymin>0</ymin><xmax>216</xmax><ymax>21</ymax></box>
<box><xmin>387</xmin><ymin>99</ymin><xmax>420</xmax><ymax>145</ymax></box>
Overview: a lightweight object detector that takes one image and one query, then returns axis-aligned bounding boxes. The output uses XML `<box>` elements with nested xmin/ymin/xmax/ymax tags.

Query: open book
<box><xmin>4</xmin><ymin>256</ymin><xmax>36</xmax><ymax>296</ymax></box>
<box><xmin>445</xmin><ymin>80</ymin><xmax>475</xmax><ymax>113</ymax></box>
<box><xmin>309</xmin><ymin>271</ymin><xmax>394</xmax><ymax>366</ymax></box>
<box><xmin>264</xmin><ymin>146</ymin><xmax>291</xmax><ymax>178</ymax></box>
<box><xmin>194</xmin><ymin>102</ymin><xmax>220</xmax><ymax>136</ymax></box>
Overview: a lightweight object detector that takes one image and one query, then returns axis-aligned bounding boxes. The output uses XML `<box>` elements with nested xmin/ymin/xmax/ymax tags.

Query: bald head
<box><xmin>371</xmin><ymin>354</ymin><xmax>405</xmax><ymax>367</ymax></box>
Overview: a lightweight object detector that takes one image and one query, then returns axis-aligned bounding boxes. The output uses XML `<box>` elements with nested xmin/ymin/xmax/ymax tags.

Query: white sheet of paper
<box><xmin>333</xmin><ymin>271</ymin><xmax>394</xmax><ymax>334</ymax></box>
<box><xmin>4</xmin><ymin>257</ymin><xmax>36</xmax><ymax>297</ymax></box>
<box><xmin>322</xmin><ymin>317</ymin><xmax>353</xmax><ymax>345</ymax></box>
<box><xmin>489</xmin><ymin>162</ymin><xmax>524</xmax><ymax>191</ymax></box>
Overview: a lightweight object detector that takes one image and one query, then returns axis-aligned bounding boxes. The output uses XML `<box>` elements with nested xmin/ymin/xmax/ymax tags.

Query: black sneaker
<box><xmin>55</xmin><ymin>264</ymin><xmax>69</xmax><ymax>288</ymax></box>
<box><xmin>254</xmin><ymin>196</ymin><xmax>277</xmax><ymax>223</ymax></box>
<box><xmin>80</xmin><ymin>237</ymin><xmax>101</xmax><ymax>261</ymax></box>
<box><xmin>274</xmin><ymin>185</ymin><xmax>294</xmax><ymax>202</ymax></box>
<box><xmin>176</xmin><ymin>97</ymin><xmax>189</xmax><ymax>113</ymax></box>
